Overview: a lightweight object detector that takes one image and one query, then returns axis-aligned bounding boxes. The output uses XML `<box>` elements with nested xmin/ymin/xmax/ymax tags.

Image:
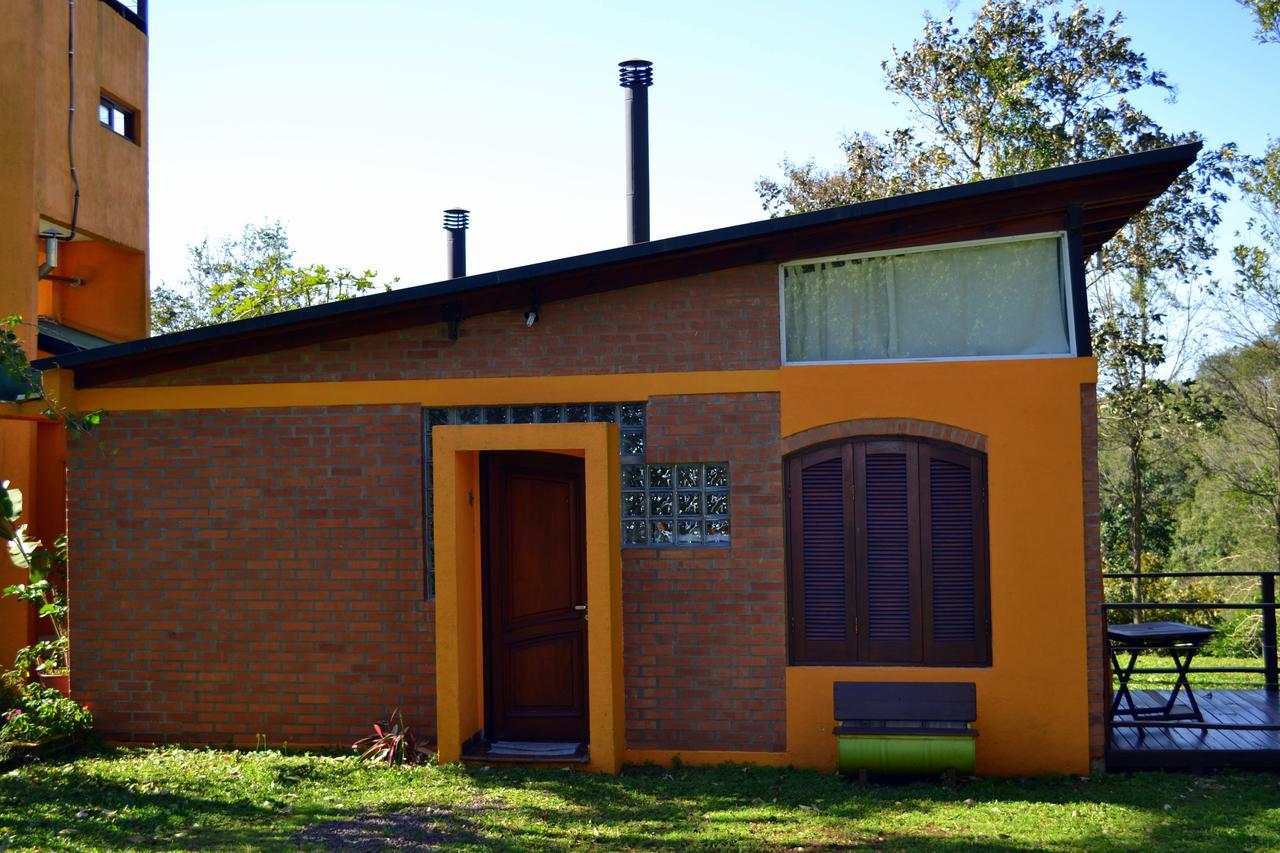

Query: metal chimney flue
<box><xmin>443</xmin><ymin>208</ymin><xmax>469</xmax><ymax>278</ymax></box>
<box><xmin>619</xmin><ymin>59</ymin><xmax>653</xmax><ymax>245</ymax></box>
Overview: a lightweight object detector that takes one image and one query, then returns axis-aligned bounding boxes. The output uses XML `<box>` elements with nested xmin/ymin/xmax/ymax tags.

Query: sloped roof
<box><xmin>35</xmin><ymin>142</ymin><xmax>1201</xmax><ymax>387</ymax></box>
<box><xmin>36</xmin><ymin>319</ymin><xmax>116</xmax><ymax>356</ymax></box>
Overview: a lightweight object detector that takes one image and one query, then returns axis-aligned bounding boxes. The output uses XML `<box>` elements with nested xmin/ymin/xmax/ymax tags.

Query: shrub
<box><xmin>352</xmin><ymin>709</ymin><xmax>430</xmax><ymax>766</ymax></box>
<box><xmin>0</xmin><ymin>678</ymin><xmax>19</xmax><ymax>715</ymax></box>
<box><xmin>0</xmin><ymin>682</ymin><xmax>92</xmax><ymax>744</ymax></box>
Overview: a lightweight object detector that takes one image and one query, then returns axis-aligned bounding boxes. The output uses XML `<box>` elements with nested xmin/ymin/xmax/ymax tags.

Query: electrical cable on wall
<box><xmin>39</xmin><ymin>0</ymin><xmax>82</xmax><ymax>285</ymax></box>
<box><xmin>63</xmin><ymin>0</ymin><xmax>80</xmax><ymax>242</ymax></box>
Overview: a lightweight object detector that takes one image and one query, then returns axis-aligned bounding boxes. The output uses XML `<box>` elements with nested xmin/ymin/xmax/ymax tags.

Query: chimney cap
<box><xmin>618</xmin><ymin>59</ymin><xmax>654</xmax><ymax>89</ymax></box>
<box><xmin>443</xmin><ymin>208</ymin><xmax>470</xmax><ymax>230</ymax></box>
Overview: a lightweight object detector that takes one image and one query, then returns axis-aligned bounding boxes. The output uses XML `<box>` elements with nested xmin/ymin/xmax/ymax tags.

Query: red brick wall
<box><xmin>1081</xmin><ymin>382</ymin><xmax>1105</xmax><ymax>763</ymax></box>
<box><xmin>103</xmin><ymin>266</ymin><xmax>780</xmax><ymax>387</ymax></box>
<box><xmin>622</xmin><ymin>392</ymin><xmax>786</xmax><ymax>752</ymax></box>
<box><xmin>66</xmin><ymin>405</ymin><xmax>433</xmax><ymax>746</ymax></box>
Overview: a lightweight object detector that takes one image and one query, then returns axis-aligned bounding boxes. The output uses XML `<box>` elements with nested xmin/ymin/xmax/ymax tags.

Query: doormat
<box><xmin>486</xmin><ymin>741</ymin><xmax>581</xmax><ymax>757</ymax></box>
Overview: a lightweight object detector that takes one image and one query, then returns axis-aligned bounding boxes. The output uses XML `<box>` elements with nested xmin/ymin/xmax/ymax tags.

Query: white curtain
<box><xmin>784</xmin><ymin>237</ymin><xmax>1071</xmax><ymax>362</ymax></box>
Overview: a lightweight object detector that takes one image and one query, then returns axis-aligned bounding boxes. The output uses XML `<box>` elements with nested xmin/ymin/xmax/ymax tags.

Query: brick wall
<box><xmin>1081</xmin><ymin>382</ymin><xmax>1106</xmax><ymax>763</ymax></box>
<box><xmin>103</xmin><ymin>266</ymin><xmax>780</xmax><ymax>387</ymax></box>
<box><xmin>66</xmin><ymin>405</ymin><xmax>433</xmax><ymax>746</ymax></box>
<box><xmin>622</xmin><ymin>392</ymin><xmax>786</xmax><ymax>752</ymax></box>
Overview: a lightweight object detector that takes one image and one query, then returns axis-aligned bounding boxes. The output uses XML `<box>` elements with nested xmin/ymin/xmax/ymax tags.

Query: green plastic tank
<box><xmin>836</xmin><ymin>733</ymin><xmax>975</xmax><ymax>776</ymax></box>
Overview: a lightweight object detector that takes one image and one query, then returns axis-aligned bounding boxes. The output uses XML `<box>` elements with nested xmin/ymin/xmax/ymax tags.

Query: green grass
<box><xmin>1118</xmin><ymin>655</ymin><xmax>1268</xmax><ymax>690</ymax></box>
<box><xmin>0</xmin><ymin>747</ymin><xmax>1278</xmax><ymax>850</ymax></box>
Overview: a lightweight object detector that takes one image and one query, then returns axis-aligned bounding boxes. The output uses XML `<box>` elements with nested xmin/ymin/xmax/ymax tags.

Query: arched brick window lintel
<box><xmin>780</xmin><ymin>418</ymin><xmax>988</xmax><ymax>457</ymax></box>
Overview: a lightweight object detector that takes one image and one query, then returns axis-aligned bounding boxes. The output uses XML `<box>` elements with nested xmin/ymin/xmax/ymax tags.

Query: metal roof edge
<box><xmin>33</xmin><ymin>141</ymin><xmax>1201</xmax><ymax>374</ymax></box>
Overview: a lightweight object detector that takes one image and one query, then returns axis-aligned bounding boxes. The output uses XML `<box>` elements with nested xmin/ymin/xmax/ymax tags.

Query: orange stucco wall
<box><xmin>0</xmin><ymin>1</ymin><xmax>148</xmax><ymax>663</ymax></box>
<box><xmin>773</xmin><ymin>357</ymin><xmax>1097</xmax><ymax>776</ymax></box>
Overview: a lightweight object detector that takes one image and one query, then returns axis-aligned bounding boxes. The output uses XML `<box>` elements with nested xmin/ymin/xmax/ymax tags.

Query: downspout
<box><xmin>38</xmin><ymin>236</ymin><xmax>59</xmax><ymax>280</ymax></box>
<box><xmin>39</xmin><ymin>1</ymin><xmax>83</xmax><ymax>288</ymax></box>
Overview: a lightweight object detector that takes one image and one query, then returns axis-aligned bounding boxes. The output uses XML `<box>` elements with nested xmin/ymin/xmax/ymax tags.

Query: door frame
<box><xmin>432</xmin><ymin>422</ymin><xmax>624</xmax><ymax>773</ymax></box>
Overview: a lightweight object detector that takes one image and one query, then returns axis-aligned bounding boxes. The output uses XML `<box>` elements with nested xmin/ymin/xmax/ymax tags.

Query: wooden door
<box><xmin>482</xmin><ymin>451</ymin><xmax>589</xmax><ymax>742</ymax></box>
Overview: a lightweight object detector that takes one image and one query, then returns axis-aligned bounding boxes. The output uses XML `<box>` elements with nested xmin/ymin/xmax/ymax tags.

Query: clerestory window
<box><xmin>781</xmin><ymin>234</ymin><xmax>1073</xmax><ymax>363</ymax></box>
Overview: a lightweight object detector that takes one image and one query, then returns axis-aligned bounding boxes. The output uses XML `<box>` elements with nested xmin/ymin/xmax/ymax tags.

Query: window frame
<box><xmin>785</xmin><ymin>436</ymin><xmax>992</xmax><ymax>667</ymax></box>
<box><xmin>99</xmin><ymin>92</ymin><xmax>139</xmax><ymax>143</ymax></box>
<box><xmin>777</xmin><ymin>231</ymin><xmax>1076</xmax><ymax>366</ymax></box>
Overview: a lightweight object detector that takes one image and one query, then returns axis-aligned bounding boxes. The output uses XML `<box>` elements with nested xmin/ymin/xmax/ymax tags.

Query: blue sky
<box><xmin>147</xmin><ymin>1</ymin><xmax>1277</xmax><ymax>292</ymax></box>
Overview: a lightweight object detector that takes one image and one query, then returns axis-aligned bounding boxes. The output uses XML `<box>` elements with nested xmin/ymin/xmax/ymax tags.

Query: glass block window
<box><xmin>422</xmin><ymin>402</ymin><xmax>647</xmax><ymax>597</ymax></box>
<box><xmin>622</xmin><ymin>463</ymin><xmax>730</xmax><ymax>547</ymax></box>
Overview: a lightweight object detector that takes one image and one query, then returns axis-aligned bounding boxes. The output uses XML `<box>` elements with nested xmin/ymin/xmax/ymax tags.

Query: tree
<box><xmin>1220</xmin><ymin>141</ymin><xmax>1280</xmax><ymax>342</ymax></box>
<box><xmin>150</xmin><ymin>221</ymin><xmax>396</xmax><ymax>335</ymax></box>
<box><xmin>1199</xmin><ymin>343</ymin><xmax>1280</xmax><ymax>565</ymax></box>
<box><xmin>1192</xmin><ymin>142</ymin><xmax>1280</xmax><ymax>570</ymax></box>
<box><xmin>756</xmin><ymin>0</ymin><xmax>1185</xmax><ymax>211</ymax></box>
<box><xmin>1240</xmin><ymin>0</ymin><xmax>1280</xmax><ymax>44</ymax></box>
<box><xmin>755</xmin><ymin>0</ymin><xmax>1234</xmax><ymax>602</ymax></box>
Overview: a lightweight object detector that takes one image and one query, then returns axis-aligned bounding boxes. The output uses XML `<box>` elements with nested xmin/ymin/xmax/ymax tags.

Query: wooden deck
<box><xmin>1107</xmin><ymin>688</ymin><xmax>1280</xmax><ymax>770</ymax></box>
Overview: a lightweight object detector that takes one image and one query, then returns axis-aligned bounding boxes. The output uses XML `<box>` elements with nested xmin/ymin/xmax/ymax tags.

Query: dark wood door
<box><xmin>482</xmin><ymin>451</ymin><xmax>589</xmax><ymax>742</ymax></box>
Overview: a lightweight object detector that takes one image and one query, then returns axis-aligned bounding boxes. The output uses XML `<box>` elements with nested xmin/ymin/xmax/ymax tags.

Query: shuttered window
<box><xmin>786</xmin><ymin>437</ymin><xmax>990</xmax><ymax>666</ymax></box>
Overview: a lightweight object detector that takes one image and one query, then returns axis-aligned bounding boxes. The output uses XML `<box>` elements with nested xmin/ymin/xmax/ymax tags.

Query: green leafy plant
<box><xmin>2</xmin><ymin>482</ymin><xmax>70</xmax><ymax>675</ymax></box>
<box><xmin>0</xmin><ymin>316</ymin><xmax>101</xmax><ymax>434</ymax></box>
<box><xmin>0</xmin><ymin>316</ymin><xmax>43</xmax><ymax>402</ymax></box>
<box><xmin>352</xmin><ymin>709</ymin><xmax>430</xmax><ymax>766</ymax></box>
<box><xmin>0</xmin><ymin>682</ymin><xmax>91</xmax><ymax>744</ymax></box>
<box><xmin>151</xmin><ymin>222</ymin><xmax>396</xmax><ymax>335</ymax></box>
<box><xmin>0</xmin><ymin>317</ymin><xmax>102</xmax><ymax>685</ymax></box>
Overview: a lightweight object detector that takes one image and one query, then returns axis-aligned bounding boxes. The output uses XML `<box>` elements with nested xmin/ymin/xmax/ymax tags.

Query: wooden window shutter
<box><xmin>854</xmin><ymin>440</ymin><xmax>922</xmax><ymax>663</ymax></box>
<box><xmin>787</xmin><ymin>435</ymin><xmax>990</xmax><ymax>667</ymax></box>
<box><xmin>787</xmin><ymin>444</ymin><xmax>854</xmax><ymax>663</ymax></box>
<box><xmin>919</xmin><ymin>443</ymin><xmax>990</xmax><ymax>664</ymax></box>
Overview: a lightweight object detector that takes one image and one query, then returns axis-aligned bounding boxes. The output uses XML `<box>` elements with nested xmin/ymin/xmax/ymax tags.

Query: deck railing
<box><xmin>102</xmin><ymin>0</ymin><xmax>147</xmax><ymax>34</ymax></box>
<box><xmin>1102</xmin><ymin>570</ymin><xmax>1278</xmax><ymax>694</ymax></box>
<box><xmin>1102</xmin><ymin>571</ymin><xmax>1280</xmax><ymax>766</ymax></box>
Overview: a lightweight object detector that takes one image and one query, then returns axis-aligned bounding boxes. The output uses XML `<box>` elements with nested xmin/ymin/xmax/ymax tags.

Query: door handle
<box><xmin>573</xmin><ymin>605</ymin><xmax>587</xmax><ymax>611</ymax></box>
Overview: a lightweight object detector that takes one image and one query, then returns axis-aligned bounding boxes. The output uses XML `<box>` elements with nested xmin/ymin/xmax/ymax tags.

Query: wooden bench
<box><xmin>833</xmin><ymin>682</ymin><xmax>978</xmax><ymax>781</ymax></box>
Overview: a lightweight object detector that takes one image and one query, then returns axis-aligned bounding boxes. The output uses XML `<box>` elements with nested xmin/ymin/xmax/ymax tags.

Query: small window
<box><xmin>782</xmin><ymin>234</ymin><xmax>1072</xmax><ymax>363</ymax></box>
<box><xmin>99</xmin><ymin>93</ymin><xmax>137</xmax><ymax>142</ymax></box>
<box><xmin>786</xmin><ymin>436</ymin><xmax>991</xmax><ymax>666</ymax></box>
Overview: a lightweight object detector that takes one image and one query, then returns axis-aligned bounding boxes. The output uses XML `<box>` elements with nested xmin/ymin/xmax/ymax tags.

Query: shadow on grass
<box><xmin>450</xmin><ymin>762</ymin><xmax>1280</xmax><ymax>851</ymax></box>
<box><xmin>2</xmin><ymin>748</ymin><xmax>1279</xmax><ymax>851</ymax></box>
<box><xmin>0</xmin><ymin>747</ymin><xmax>485</xmax><ymax>851</ymax></box>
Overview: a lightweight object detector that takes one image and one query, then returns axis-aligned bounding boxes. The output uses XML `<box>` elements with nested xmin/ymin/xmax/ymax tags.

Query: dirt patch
<box><xmin>295</xmin><ymin>806</ymin><xmax>482</xmax><ymax>851</ymax></box>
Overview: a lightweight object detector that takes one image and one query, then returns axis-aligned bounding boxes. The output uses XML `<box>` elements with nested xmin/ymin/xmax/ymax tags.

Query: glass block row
<box><xmin>622</xmin><ymin>490</ymin><xmax>730</xmax><ymax>518</ymax></box>
<box><xmin>425</xmin><ymin>402</ymin><xmax>645</xmax><ymax>428</ymax></box>
<box><xmin>623</xmin><ymin>519</ymin><xmax>731</xmax><ymax>547</ymax></box>
<box><xmin>425</xmin><ymin>403</ymin><xmax>646</xmax><ymax>464</ymax></box>
<box><xmin>621</xmin><ymin>463</ymin><xmax>728</xmax><ymax>490</ymax></box>
<box><xmin>621</xmin><ymin>463</ymin><xmax>731</xmax><ymax>548</ymax></box>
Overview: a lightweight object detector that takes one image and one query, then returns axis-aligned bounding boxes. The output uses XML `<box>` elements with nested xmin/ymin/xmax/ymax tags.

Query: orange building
<box><xmin>0</xmin><ymin>0</ymin><xmax>148</xmax><ymax>660</ymax></box>
<box><xmin>31</xmin><ymin>137</ymin><xmax>1197</xmax><ymax>775</ymax></box>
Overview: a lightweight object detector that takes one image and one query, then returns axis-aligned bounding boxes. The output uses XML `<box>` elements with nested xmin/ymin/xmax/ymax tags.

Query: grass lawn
<box><xmin>0</xmin><ymin>747</ymin><xmax>1278</xmax><ymax>850</ymax></box>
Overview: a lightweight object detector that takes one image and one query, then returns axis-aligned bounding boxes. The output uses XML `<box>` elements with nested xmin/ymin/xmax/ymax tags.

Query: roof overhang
<box><xmin>36</xmin><ymin>142</ymin><xmax>1201</xmax><ymax>387</ymax></box>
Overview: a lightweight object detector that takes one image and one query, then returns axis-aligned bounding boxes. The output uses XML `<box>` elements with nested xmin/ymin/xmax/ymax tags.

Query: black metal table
<box><xmin>1108</xmin><ymin>621</ymin><xmax>1216</xmax><ymax>730</ymax></box>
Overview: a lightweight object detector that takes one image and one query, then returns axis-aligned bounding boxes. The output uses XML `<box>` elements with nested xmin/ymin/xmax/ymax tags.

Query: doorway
<box><xmin>481</xmin><ymin>451</ymin><xmax>589</xmax><ymax>747</ymax></box>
